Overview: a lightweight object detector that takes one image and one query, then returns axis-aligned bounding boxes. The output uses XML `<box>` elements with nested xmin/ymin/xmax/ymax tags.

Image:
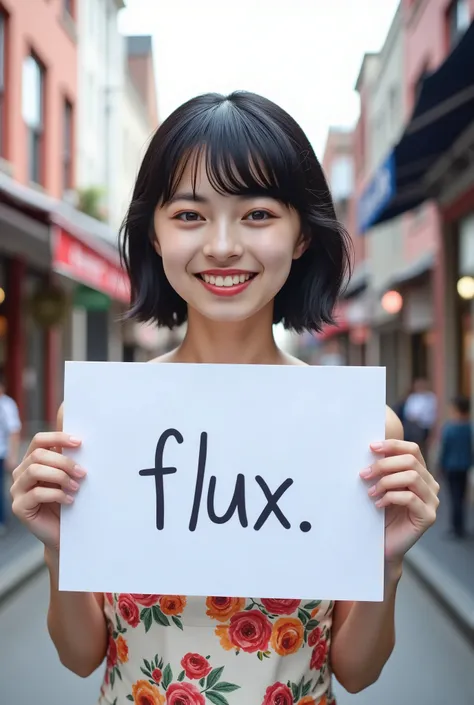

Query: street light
<box><xmin>457</xmin><ymin>275</ymin><xmax>474</xmax><ymax>300</ymax></box>
<box><xmin>381</xmin><ymin>290</ymin><xmax>403</xmax><ymax>314</ymax></box>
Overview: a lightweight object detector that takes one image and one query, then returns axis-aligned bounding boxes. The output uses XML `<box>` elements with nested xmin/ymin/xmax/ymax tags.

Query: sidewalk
<box><xmin>0</xmin><ymin>489</ymin><xmax>44</xmax><ymax>601</ymax></box>
<box><xmin>405</xmin><ymin>484</ymin><xmax>474</xmax><ymax>636</ymax></box>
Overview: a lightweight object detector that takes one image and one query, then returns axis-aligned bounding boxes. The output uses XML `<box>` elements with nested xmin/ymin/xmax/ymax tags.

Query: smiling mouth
<box><xmin>195</xmin><ymin>271</ymin><xmax>258</xmax><ymax>296</ymax></box>
<box><xmin>197</xmin><ymin>272</ymin><xmax>256</xmax><ymax>287</ymax></box>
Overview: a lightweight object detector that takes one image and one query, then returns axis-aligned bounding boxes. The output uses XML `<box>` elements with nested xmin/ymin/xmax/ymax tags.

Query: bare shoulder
<box><xmin>280</xmin><ymin>351</ymin><xmax>308</xmax><ymax>366</ymax></box>
<box><xmin>385</xmin><ymin>405</ymin><xmax>404</xmax><ymax>440</ymax></box>
<box><xmin>56</xmin><ymin>403</ymin><xmax>64</xmax><ymax>432</ymax></box>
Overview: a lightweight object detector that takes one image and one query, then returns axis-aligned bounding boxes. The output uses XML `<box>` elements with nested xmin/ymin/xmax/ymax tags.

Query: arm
<box><xmin>330</xmin><ymin>407</ymin><xmax>403</xmax><ymax>693</ymax></box>
<box><xmin>45</xmin><ymin>405</ymin><xmax>108</xmax><ymax>677</ymax></box>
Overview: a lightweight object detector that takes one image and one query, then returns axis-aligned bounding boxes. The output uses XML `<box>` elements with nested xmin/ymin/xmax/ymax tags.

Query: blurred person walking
<box><xmin>0</xmin><ymin>367</ymin><xmax>21</xmax><ymax>534</ymax></box>
<box><xmin>403</xmin><ymin>379</ymin><xmax>437</xmax><ymax>456</ymax></box>
<box><xmin>438</xmin><ymin>396</ymin><xmax>473</xmax><ymax>539</ymax></box>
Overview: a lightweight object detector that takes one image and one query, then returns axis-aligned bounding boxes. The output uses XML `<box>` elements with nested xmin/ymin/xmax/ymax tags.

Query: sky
<box><xmin>119</xmin><ymin>0</ymin><xmax>400</xmax><ymax>158</ymax></box>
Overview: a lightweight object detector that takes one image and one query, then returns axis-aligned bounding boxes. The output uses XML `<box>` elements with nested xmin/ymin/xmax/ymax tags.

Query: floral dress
<box><xmin>99</xmin><ymin>593</ymin><xmax>337</xmax><ymax>705</ymax></box>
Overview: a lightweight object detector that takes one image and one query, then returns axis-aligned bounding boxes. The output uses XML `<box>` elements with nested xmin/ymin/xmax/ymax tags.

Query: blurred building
<box><xmin>0</xmin><ymin>1</ymin><xmax>163</xmax><ymax>437</ymax></box>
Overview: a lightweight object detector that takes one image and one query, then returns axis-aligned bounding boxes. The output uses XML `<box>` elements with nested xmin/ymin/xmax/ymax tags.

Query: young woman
<box><xmin>11</xmin><ymin>91</ymin><xmax>439</xmax><ymax>705</ymax></box>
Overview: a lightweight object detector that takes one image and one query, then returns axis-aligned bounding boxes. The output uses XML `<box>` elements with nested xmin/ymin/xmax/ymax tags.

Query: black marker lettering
<box><xmin>189</xmin><ymin>432</ymin><xmax>208</xmax><ymax>532</ymax></box>
<box><xmin>139</xmin><ymin>428</ymin><xmax>183</xmax><ymax>530</ymax></box>
<box><xmin>207</xmin><ymin>473</ymin><xmax>248</xmax><ymax>527</ymax></box>
<box><xmin>253</xmin><ymin>476</ymin><xmax>293</xmax><ymax>530</ymax></box>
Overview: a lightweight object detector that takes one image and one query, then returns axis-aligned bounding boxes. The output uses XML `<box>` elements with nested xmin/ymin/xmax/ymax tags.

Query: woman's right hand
<box><xmin>10</xmin><ymin>432</ymin><xmax>86</xmax><ymax>553</ymax></box>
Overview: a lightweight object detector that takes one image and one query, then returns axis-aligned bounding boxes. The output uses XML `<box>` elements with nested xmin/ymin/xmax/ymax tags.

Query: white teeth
<box><xmin>201</xmin><ymin>273</ymin><xmax>254</xmax><ymax>287</ymax></box>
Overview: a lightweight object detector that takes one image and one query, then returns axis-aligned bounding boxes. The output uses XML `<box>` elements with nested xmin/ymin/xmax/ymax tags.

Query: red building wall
<box><xmin>1</xmin><ymin>0</ymin><xmax>77</xmax><ymax>197</ymax></box>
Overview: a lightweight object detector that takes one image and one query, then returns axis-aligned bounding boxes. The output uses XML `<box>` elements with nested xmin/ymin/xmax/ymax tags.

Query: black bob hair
<box><xmin>119</xmin><ymin>91</ymin><xmax>352</xmax><ymax>333</ymax></box>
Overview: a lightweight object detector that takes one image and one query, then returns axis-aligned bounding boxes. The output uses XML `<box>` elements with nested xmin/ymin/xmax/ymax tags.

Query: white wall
<box><xmin>117</xmin><ymin>73</ymin><xmax>153</xmax><ymax>228</ymax></box>
<box><xmin>76</xmin><ymin>0</ymin><xmax>125</xmax><ymax>240</ymax></box>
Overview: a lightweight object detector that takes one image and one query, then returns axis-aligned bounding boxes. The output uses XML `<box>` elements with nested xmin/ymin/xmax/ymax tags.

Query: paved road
<box><xmin>0</xmin><ymin>568</ymin><xmax>473</xmax><ymax>705</ymax></box>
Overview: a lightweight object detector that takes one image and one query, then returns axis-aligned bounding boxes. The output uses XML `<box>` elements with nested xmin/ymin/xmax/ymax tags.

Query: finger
<box><xmin>375</xmin><ymin>490</ymin><xmax>437</xmax><ymax>525</ymax></box>
<box><xmin>13</xmin><ymin>486</ymin><xmax>75</xmax><ymax>516</ymax></box>
<box><xmin>369</xmin><ymin>470</ymin><xmax>435</xmax><ymax>505</ymax></box>
<box><xmin>14</xmin><ymin>448</ymin><xmax>86</xmax><ymax>483</ymax></box>
<box><xmin>25</xmin><ymin>432</ymin><xmax>81</xmax><ymax>459</ymax></box>
<box><xmin>362</xmin><ymin>454</ymin><xmax>429</xmax><ymax>481</ymax></box>
<box><xmin>370</xmin><ymin>439</ymin><xmax>425</xmax><ymax>467</ymax></box>
<box><xmin>13</xmin><ymin>464</ymin><xmax>82</xmax><ymax>495</ymax></box>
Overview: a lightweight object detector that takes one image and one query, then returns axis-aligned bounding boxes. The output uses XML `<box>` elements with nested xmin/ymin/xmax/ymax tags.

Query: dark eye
<box><xmin>245</xmin><ymin>210</ymin><xmax>272</xmax><ymax>221</ymax></box>
<box><xmin>174</xmin><ymin>211</ymin><xmax>203</xmax><ymax>222</ymax></box>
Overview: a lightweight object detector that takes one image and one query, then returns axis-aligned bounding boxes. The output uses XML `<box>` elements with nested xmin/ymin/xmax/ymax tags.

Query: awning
<box><xmin>358</xmin><ymin>19</ymin><xmax>474</xmax><ymax>233</ymax></box>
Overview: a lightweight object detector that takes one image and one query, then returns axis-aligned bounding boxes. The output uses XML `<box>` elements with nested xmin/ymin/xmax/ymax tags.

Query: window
<box><xmin>63</xmin><ymin>99</ymin><xmax>73</xmax><ymax>192</ymax></box>
<box><xmin>447</xmin><ymin>0</ymin><xmax>470</xmax><ymax>48</ymax></box>
<box><xmin>330</xmin><ymin>156</ymin><xmax>354</xmax><ymax>201</ymax></box>
<box><xmin>22</xmin><ymin>54</ymin><xmax>44</xmax><ymax>184</ymax></box>
<box><xmin>0</xmin><ymin>11</ymin><xmax>6</xmax><ymax>157</ymax></box>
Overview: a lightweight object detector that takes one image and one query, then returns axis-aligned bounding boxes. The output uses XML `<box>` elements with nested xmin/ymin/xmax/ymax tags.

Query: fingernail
<box><xmin>73</xmin><ymin>465</ymin><xmax>87</xmax><ymax>477</ymax></box>
<box><xmin>65</xmin><ymin>495</ymin><xmax>74</xmax><ymax>504</ymax></box>
<box><xmin>375</xmin><ymin>499</ymin><xmax>384</xmax><ymax>507</ymax></box>
<box><xmin>360</xmin><ymin>467</ymin><xmax>372</xmax><ymax>478</ymax></box>
<box><xmin>69</xmin><ymin>436</ymin><xmax>81</xmax><ymax>445</ymax></box>
<box><xmin>368</xmin><ymin>485</ymin><xmax>377</xmax><ymax>496</ymax></box>
<box><xmin>370</xmin><ymin>442</ymin><xmax>384</xmax><ymax>451</ymax></box>
<box><xmin>69</xmin><ymin>480</ymin><xmax>80</xmax><ymax>491</ymax></box>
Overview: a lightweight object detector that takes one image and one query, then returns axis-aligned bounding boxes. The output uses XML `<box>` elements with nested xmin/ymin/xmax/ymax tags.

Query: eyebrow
<box><xmin>167</xmin><ymin>192</ymin><xmax>208</xmax><ymax>205</ymax></box>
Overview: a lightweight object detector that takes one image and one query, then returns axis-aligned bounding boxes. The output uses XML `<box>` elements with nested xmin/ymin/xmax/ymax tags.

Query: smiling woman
<box><xmin>10</xmin><ymin>90</ymin><xmax>439</xmax><ymax>705</ymax></box>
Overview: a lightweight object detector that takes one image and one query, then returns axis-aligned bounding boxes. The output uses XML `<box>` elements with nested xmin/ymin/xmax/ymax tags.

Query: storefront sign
<box><xmin>60</xmin><ymin>361</ymin><xmax>386</xmax><ymax>599</ymax></box>
<box><xmin>358</xmin><ymin>153</ymin><xmax>396</xmax><ymax>233</ymax></box>
<box><xmin>53</xmin><ymin>228</ymin><xmax>129</xmax><ymax>303</ymax></box>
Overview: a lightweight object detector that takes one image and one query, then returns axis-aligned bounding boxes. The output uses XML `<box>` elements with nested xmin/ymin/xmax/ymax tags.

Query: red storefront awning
<box><xmin>52</xmin><ymin>227</ymin><xmax>130</xmax><ymax>303</ymax></box>
<box><xmin>314</xmin><ymin>302</ymin><xmax>349</xmax><ymax>341</ymax></box>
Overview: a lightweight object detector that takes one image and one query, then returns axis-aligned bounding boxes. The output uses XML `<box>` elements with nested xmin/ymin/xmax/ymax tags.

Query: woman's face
<box><xmin>153</xmin><ymin>157</ymin><xmax>305</xmax><ymax>324</ymax></box>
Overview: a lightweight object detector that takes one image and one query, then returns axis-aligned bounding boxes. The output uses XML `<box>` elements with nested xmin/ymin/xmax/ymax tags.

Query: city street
<box><xmin>0</xmin><ymin>567</ymin><xmax>473</xmax><ymax>704</ymax></box>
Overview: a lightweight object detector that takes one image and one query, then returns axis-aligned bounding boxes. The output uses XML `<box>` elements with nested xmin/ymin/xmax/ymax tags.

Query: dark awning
<box><xmin>358</xmin><ymin>19</ymin><xmax>474</xmax><ymax>233</ymax></box>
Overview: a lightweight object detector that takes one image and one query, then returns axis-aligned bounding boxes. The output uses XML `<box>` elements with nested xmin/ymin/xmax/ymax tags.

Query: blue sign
<box><xmin>357</xmin><ymin>152</ymin><xmax>396</xmax><ymax>233</ymax></box>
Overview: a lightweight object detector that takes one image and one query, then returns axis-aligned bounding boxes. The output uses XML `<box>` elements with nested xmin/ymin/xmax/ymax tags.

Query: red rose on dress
<box><xmin>310</xmin><ymin>639</ymin><xmax>328</xmax><ymax>671</ymax></box>
<box><xmin>166</xmin><ymin>682</ymin><xmax>205</xmax><ymax>705</ymax></box>
<box><xmin>228</xmin><ymin>610</ymin><xmax>272</xmax><ymax>653</ymax></box>
<box><xmin>180</xmin><ymin>653</ymin><xmax>212</xmax><ymax>680</ymax></box>
<box><xmin>105</xmin><ymin>593</ymin><xmax>114</xmax><ymax>606</ymax></box>
<box><xmin>106</xmin><ymin>636</ymin><xmax>117</xmax><ymax>669</ymax></box>
<box><xmin>261</xmin><ymin>599</ymin><xmax>301</xmax><ymax>615</ymax></box>
<box><xmin>132</xmin><ymin>594</ymin><xmax>161</xmax><ymax>607</ymax></box>
<box><xmin>151</xmin><ymin>668</ymin><xmax>162</xmax><ymax>684</ymax></box>
<box><xmin>308</xmin><ymin>626</ymin><xmax>322</xmax><ymax>647</ymax></box>
<box><xmin>117</xmin><ymin>594</ymin><xmax>140</xmax><ymax>628</ymax></box>
<box><xmin>261</xmin><ymin>682</ymin><xmax>293</xmax><ymax>705</ymax></box>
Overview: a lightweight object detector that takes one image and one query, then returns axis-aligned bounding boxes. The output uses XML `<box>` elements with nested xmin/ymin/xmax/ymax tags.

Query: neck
<box><xmin>173</xmin><ymin>305</ymin><xmax>284</xmax><ymax>365</ymax></box>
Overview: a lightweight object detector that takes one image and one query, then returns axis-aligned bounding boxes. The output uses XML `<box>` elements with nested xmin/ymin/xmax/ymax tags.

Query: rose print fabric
<box><xmin>99</xmin><ymin>594</ymin><xmax>337</xmax><ymax>705</ymax></box>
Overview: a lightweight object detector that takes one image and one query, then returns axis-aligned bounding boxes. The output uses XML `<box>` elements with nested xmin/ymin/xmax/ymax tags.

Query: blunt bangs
<box><xmin>120</xmin><ymin>91</ymin><xmax>352</xmax><ymax>332</ymax></box>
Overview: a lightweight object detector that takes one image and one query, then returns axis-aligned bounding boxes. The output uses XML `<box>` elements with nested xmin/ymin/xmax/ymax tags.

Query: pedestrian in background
<box><xmin>439</xmin><ymin>395</ymin><xmax>472</xmax><ymax>539</ymax></box>
<box><xmin>10</xmin><ymin>91</ymin><xmax>439</xmax><ymax>705</ymax></box>
<box><xmin>0</xmin><ymin>367</ymin><xmax>21</xmax><ymax>534</ymax></box>
<box><xmin>403</xmin><ymin>378</ymin><xmax>437</xmax><ymax>457</ymax></box>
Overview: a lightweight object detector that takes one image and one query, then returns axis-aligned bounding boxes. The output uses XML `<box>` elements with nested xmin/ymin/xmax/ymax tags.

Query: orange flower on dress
<box><xmin>298</xmin><ymin>697</ymin><xmax>317</xmax><ymax>705</ymax></box>
<box><xmin>131</xmin><ymin>679</ymin><xmax>165</xmax><ymax>705</ymax></box>
<box><xmin>159</xmin><ymin>595</ymin><xmax>187</xmax><ymax>615</ymax></box>
<box><xmin>116</xmin><ymin>635</ymin><xmax>128</xmax><ymax>664</ymax></box>
<box><xmin>270</xmin><ymin>617</ymin><xmax>304</xmax><ymax>656</ymax></box>
<box><xmin>215</xmin><ymin>624</ymin><xmax>235</xmax><ymax>651</ymax></box>
<box><xmin>206</xmin><ymin>596</ymin><xmax>245</xmax><ymax>622</ymax></box>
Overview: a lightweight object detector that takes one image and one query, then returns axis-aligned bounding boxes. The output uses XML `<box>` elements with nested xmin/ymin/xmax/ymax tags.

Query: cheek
<box><xmin>256</xmin><ymin>236</ymin><xmax>296</xmax><ymax>273</ymax></box>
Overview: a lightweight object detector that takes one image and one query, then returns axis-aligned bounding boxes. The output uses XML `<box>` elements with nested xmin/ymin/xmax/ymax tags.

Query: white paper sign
<box><xmin>60</xmin><ymin>362</ymin><xmax>386</xmax><ymax>601</ymax></box>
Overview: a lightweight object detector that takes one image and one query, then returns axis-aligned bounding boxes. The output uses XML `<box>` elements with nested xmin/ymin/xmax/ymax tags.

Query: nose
<box><xmin>202</xmin><ymin>220</ymin><xmax>243</xmax><ymax>262</ymax></box>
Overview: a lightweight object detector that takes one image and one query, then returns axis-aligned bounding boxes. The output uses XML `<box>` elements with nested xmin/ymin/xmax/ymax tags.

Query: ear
<box><xmin>292</xmin><ymin>234</ymin><xmax>308</xmax><ymax>260</ymax></box>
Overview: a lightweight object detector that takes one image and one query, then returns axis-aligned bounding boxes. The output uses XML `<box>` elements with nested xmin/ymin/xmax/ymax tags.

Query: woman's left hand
<box><xmin>360</xmin><ymin>440</ymin><xmax>440</xmax><ymax>563</ymax></box>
